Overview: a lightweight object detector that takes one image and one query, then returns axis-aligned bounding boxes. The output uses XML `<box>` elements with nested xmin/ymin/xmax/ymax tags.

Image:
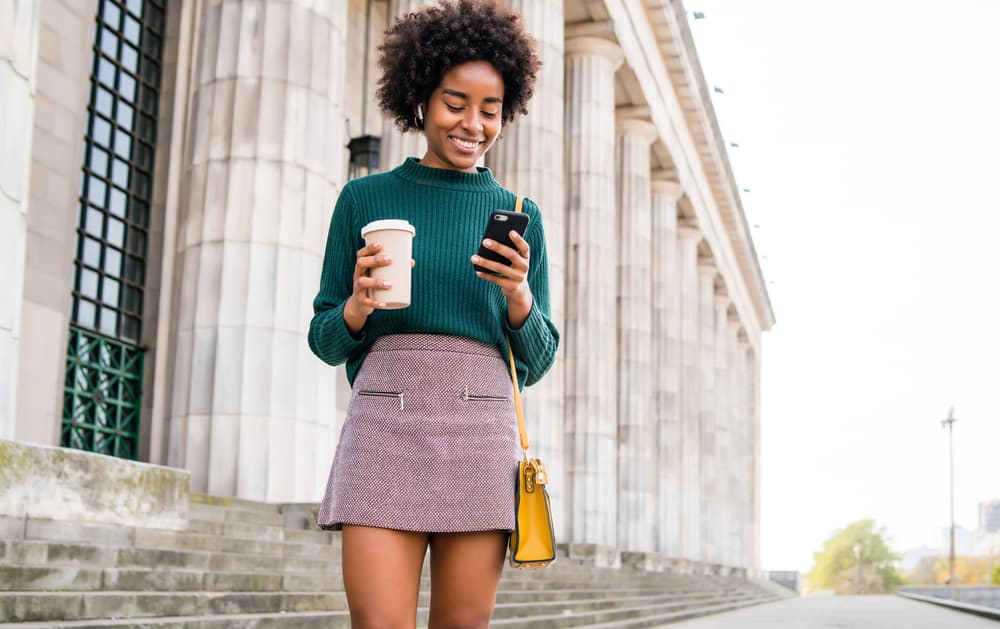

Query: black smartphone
<box><xmin>474</xmin><ymin>209</ymin><xmax>531</xmax><ymax>275</ymax></box>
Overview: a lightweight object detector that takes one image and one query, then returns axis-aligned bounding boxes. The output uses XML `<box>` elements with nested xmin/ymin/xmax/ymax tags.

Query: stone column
<box><xmin>747</xmin><ymin>346</ymin><xmax>762</xmax><ymax>570</ymax></box>
<box><xmin>735</xmin><ymin>334</ymin><xmax>751</xmax><ymax>569</ymax></box>
<box><xmin>726</xmin><ymin>319</ymin><xmax>744</xmax><ymax>567</ymax></box>
<box><xmin>697</xmin><ymin>264</ymin><xmax>717</xmax><ymax>565</ymax></box>
<box><xmin>0</xmin><ymin>0</ymin><xmax>40</xmax><ymax>439</ymax></box>
<box><xmin>563</xmin><ymin>36</ymin><xmax>622</xmax><ymax>549</ymax></box>
<box><xmin>487</xmin><ymin>0</ymin><xmax>567</xmax><ymax>539</ymax></box>
<box><xmin>168</xmin><ymin>0</ymin><xmax>348</xmax><ymax>502</ymax></box>
<box><xmin>614</xmin><ymin>116</ymin><xmax>658</xmax><ymax>553</ymax></box>
<box><xmin>651</xmin><ymin>179</ymin><xmax>682</xmax><ymax>557</ymax></box>
<box><xmin>14</xmin><ymin>0</ymin><xmax>97</xmax><ymax>447</ymax></box>
<box><xmin>676</xmin><ymin>225</ymin><xmax>701</xmax><ymax>561</ymax></box>
<box><xmin>713</xmin><ymin>296</ymin><xmax>731</xmax><ymax>566</ymax></box>
<box><xmin>378</xmin><ymin>0</ymin><xmax>431</xmax><ymax>171</ymax></box>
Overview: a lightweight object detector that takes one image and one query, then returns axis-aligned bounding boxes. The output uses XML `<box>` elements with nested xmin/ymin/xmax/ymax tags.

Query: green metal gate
<box><xmin>62</xmin><ymin>0</ymin><xmax>166</xmax><ymax>459</ymax></box>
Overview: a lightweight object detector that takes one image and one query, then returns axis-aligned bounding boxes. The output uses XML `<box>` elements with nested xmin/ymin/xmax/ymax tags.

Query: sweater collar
<box><xmin>391</xmin><ymin>157</ymin><xmax>501</xmax><ymax>192</ymax></box>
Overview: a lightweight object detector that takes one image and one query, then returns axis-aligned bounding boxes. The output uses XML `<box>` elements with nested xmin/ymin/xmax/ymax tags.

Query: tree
<box><xmin>991</xmin><ymin>563</ymin><xmax>1000</xmax><ymax>586</ymax></box>
<box><xmin>932</xmin><ymin>556</ymin><xmax>990</xmax><ymax>585</ymax></box>
<box><xmin>806</xmin><ymin>519</ymin><xmax>904</xmax><ymax>594</ymax></box>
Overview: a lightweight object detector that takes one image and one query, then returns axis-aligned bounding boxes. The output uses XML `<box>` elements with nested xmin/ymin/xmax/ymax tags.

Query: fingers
<box><xmin>356</xmin><ymin>246</ymin><xmax>395</xmax><ymax>271</ymax></box>
<box><xmin>475</xmin><ymin>235</ymin><xmax>529</xmax><ymax>270</ymax></box>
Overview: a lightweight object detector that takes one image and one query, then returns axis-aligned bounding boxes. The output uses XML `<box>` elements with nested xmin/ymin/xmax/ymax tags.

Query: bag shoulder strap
<box><xmin>506</xmin><ymin>195</ymin><xmax>529</xmax><ymax>453</ymax></box>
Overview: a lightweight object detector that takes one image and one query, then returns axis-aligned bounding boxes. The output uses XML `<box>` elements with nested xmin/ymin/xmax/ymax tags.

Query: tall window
<box><xmin>62</xmin><ymin>0</ymin><xmax>166</xmax><ymax>459</ymax></box>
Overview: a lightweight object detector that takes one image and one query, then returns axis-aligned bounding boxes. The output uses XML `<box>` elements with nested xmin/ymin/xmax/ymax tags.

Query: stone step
<box><xmin>0</xmin><ymin>541</ymin><xmax>340</xmax><ymax>574</ymax></box>
<box><xmin>189</xmin><ymin>503</ymin><xmax>286</xmax><ymax>529</ymax></box>
<box><xmin>0</xmin><ymin>594</ymin><xmax>777</xmax><ymax>628</ymax></box>
<box><xmin>489</xmin><ymin>593</ymin><xmax>774</xmax><ymax>627</ymax></box>
<box><xmin>0</xmin><ymin>591</ymin><xmax>348</xmax><ymax>623</ymax></box>
<box><xmin>0</xmin><ymin>588</ymin><xmax>726</xmax><ymax>623</ymax></box>
<box><xmin>560</xmin><ymin>595</ymin><xmax>780</xmax><ymax>628</ymax></box>
<box><xmin>189</xmin><ymin>494</ymin><xmax>283</xmax><ymax>516</ymax></box>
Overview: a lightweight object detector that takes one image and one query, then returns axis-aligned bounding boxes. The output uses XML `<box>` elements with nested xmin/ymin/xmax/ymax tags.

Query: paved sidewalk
<box><xmin>663</xmin><ymin>595</ymin><xmax>999</xmax><ymax>628</ymax></box>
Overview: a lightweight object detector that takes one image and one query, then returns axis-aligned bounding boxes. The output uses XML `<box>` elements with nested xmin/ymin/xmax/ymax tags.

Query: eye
<box><xmin>482</xmin><ymin>110</ymin><xmax>499</xmax><ymax>119</ymax></box>
<box><xmin>445</xmin><ymin>103</ymin><xmax>463</xmax><ymax>113</ymax></box>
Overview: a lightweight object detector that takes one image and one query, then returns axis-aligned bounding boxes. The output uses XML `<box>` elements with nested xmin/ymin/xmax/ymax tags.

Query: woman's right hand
<box><xmin>342</xmin><ymin>242</ymin><xmax>415</xmax><ymax>335</ymax></box>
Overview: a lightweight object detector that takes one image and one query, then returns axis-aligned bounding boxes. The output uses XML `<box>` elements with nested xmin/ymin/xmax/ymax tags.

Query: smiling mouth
<box><xmin>450</xmin><ymin>136</ymin><xmax>483</xmax><ymax>150</ymax></box>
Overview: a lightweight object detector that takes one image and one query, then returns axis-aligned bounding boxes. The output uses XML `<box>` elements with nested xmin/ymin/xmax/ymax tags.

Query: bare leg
<box><xmin>342</xmin><ymin>525</ymin><xmax>429</xmax><ymax>629</ymax></box>
<box><xmin>427</xmin><ymin>530</ymin><xmax>508</xmax><ymax>629</ymax></box>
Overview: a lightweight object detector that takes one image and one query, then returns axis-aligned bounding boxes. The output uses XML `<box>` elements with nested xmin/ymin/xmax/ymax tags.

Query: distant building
<box><xmin>940</xmin><ymin>525</ymin><xmax>976</xmax><ymax>556</ymax></box>
<box><xmin>979</xmin><ymin>500</ymin><xmax>1000</xmax><ymax>533</ymax></box>
<box><xmin>900</xmin><ymin>545</ymin><xmax>942</xmax><ymax>572</ymax></box>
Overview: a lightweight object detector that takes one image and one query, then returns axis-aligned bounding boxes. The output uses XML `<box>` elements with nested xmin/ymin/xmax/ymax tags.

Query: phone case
<box><xmin>474</xmin><ymin>209</ymin><xmax>530</xmax><ymax>275</ymax></box>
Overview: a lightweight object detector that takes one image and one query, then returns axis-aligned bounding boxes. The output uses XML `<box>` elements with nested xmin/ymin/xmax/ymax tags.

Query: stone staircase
<box><xmin>0</xmin><ymin>495</ymin><xmax>780</xmax><ymax>627</ymax></box>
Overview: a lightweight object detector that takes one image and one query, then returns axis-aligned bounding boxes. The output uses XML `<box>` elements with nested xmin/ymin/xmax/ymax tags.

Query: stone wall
<box><xmin>0</xmin><ymin>439</ymin><xmax>189</xmax><ymax>529</ymax></box>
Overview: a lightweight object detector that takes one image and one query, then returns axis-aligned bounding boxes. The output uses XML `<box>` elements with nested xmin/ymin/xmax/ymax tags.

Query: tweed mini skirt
<box><xmin>317</xmin><ymin>334</ymin><xmax>518</xmax><ymax>533</ymax></box>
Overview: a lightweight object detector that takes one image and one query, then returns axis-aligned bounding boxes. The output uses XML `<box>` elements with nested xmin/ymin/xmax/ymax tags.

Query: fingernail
<box><xmin>383</xmin><ymin>281</ymin><xmax>392</xmax><ymax>288</ymax></box>
<box><xmin>471</xmin><ymin>255</ymin><xmax>480</xmax><ymax>262</ymax></box>
<box><xmin>383</xmin><ymin>255</ymin><xmax>392</xmax><ymax>262</ymax></box>
<box><xmin>483</xmin><ymin>239</ymin><xmax>493</xmax><ymax>247</ymax></box>
<box><xmin>378</xmin><ymin>302</ymin><xmax>386</xmax><ymax>308</ymax></box>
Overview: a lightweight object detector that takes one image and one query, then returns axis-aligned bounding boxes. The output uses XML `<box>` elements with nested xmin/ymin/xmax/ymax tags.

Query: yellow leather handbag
<box><xmin>506</xmin><ymin>196</ymin><xmax>556</xmax><ymax>570</ymax></box>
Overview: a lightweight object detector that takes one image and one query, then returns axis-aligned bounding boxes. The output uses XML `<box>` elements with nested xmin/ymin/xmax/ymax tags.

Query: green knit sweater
<box><xmin>308</xmin><ymin>157</ymin><xmax>560</xmax><ymax>388</ymax></box>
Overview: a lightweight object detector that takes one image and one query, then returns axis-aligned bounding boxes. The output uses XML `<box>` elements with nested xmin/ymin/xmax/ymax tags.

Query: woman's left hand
<box><xmin>471</xmin><ymin>230</ymin><xmax>533</xmax><ymax>310</ymax></box>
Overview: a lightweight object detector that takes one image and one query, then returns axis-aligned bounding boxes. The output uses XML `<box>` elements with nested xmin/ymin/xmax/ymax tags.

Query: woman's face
<box><xmin>419</xmin><ymin>60</ymin><xmax>504</xmax><ymax>172</ymax></box>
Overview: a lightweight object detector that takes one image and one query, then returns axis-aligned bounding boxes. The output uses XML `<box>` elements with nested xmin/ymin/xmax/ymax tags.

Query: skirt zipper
<box><xmin>461</xmin><ymin>386</ymin><xmax>511</xmax><ymax>402</ymax></box>
<box><xmin>357</xmin><ymin>390</ymin><xmax>405</xmax><ymax>410</ymax></box>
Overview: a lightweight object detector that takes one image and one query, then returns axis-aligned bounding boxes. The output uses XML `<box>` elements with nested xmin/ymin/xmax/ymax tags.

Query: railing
<box><xmin>897</xmin><ymin>586</ymin><xmax>1000</xmax><ymax>620</ymax></box>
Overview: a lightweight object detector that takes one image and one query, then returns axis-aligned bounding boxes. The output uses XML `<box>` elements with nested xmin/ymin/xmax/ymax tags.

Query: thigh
<box><xmin>341</xmin><ymin>525</ymin><xmax>429</xmax><ymax>629</ymax></box>
<box><xmin>427</xmin><ymin>530</ymin><xmax>508</xmax><ymax>629</ymax></box>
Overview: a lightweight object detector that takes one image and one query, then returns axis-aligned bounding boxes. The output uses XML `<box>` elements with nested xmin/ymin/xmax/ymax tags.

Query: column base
<box><xmin>557</xmin><ymin>542</ymin><xmax>621</xmax><ymax>568</ymax></box>
<box><xmin>620</xmin><ymin>550</ymin><xmax>666</xmax><ymax>572</ymax></box>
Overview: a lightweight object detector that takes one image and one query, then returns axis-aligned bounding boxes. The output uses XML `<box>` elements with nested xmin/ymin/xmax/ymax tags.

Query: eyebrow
<box><xmin>441</xmin><ymin>88</ymin><xmax>503</xmax><ymax>104</ymax></box>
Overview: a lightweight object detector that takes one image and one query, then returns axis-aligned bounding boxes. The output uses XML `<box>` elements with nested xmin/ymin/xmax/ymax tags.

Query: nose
<box><xmin>461</xmin><ymin>109</ymin><xmax>483</xmax><ymax>134</ymax></box>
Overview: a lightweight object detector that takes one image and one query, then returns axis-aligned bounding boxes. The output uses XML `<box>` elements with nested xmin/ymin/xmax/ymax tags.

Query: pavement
<box><xmin>662</xmin><ymin>595</ymin><xmax>1000</xmax><ymax>628</ymax></box>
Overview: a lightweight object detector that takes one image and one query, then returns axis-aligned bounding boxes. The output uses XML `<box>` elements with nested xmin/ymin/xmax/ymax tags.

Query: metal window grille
<box><xmin>63</xmin><ymin>0</ymin><xmax>166</xmax><ymax>459</ymax></box>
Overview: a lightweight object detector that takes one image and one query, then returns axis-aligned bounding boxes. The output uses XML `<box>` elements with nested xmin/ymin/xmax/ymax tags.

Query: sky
<box><xmin>687</xmin><ymin>0</ymin><xmax>1000</xmax><ymax>573</ymax></box>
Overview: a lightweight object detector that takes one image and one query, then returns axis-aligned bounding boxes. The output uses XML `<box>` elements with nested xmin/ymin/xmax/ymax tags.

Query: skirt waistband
<box><xmin>367</xmin><ymin>333</ymin><xmax>502</xmax><ymax>358</ymax></box>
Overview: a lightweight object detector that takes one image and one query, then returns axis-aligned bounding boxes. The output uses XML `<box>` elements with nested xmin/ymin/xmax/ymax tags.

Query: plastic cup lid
<box><xmin>361</xmin><ymin>219</ymin><xmax>416</xmax><ymax>237</ymax></box>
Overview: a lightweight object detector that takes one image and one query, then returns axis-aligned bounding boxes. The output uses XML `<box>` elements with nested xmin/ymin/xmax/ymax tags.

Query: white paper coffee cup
<box><xmin>361</xmin><ymin>219</ymin><xmax>415</xmax><ymax>309</ymax></box>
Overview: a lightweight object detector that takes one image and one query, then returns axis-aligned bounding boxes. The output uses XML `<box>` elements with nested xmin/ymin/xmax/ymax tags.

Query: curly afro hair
<box><xmin>377</xmin><ymin>0</ymin><xmax>541</xmax><ymax>132</ymax></box>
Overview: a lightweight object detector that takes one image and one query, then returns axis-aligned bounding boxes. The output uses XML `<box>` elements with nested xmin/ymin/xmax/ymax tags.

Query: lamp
<box><xmin>348</xmin><ymin>135</ymin><xmax>381</xmax><ymax>180</ymax></box>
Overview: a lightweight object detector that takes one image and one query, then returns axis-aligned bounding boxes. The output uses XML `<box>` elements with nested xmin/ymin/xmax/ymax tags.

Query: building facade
<box><xmin>1</xmin><ymin>0</ymin><xmax>773</xmax><ymax>572</ymax></box>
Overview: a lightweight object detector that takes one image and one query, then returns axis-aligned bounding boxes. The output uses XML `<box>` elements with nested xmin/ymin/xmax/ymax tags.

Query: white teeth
<box><xmin>452</xmin><ymin>137</ymin><xmax>478</xmax><ymax>149</ymax></box>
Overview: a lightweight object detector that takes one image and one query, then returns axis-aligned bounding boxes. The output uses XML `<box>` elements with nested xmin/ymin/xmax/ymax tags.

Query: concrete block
<box><xmin>117</xmin><ymin>547</ymin><xmax>212</xmax><ymax>570</ymax></box>
<box><xmin>102</xmin><ymin>567</ymin><xmax>205</xmax><ymax>591</ymax></box>
<box><xmin>0</xmin><ymin>564</ymin><xmax>102</xmax><ymax>591</ymax></box>
<box><xmin>133</xmin><ymin>528</ymin><xmax>222</xmax><ymax>553</ymax></box>
<box><xmin>24</xmin><ymin>518</ymin><xmax>133</xmax><ymax>547</ymax></box>
<box><xmin>3</xmin><ymin>592</ymin><xmax>87</xmax><ymax>622</ymax></box>
<box><xmin>0</xmin><ymin>440</ymin><xmax>189</xmax><ymax>529</ymax></box>
<box><xmin>204</xmin><ymin>570</ymin><xmax>282</xmax><ymax>591</ymax></box>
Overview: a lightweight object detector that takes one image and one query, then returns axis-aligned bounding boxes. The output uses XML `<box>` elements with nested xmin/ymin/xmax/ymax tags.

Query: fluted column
<box><xmin>0</xmin><ymin>0</ymin><xmax>40</xmax><ymax>439</ymax></box>
<box><xmin>726</xmin><ymin>320</ymin><xmax>743</xmax><ymax>567</ymax></box>
<box><xmin>379</xmin><ymin>0</ymin><xmax>432</xmax><ymax>170</ymax></box>
<box><xmin>615</xmin><ymin>117</ymin><xmax>658</xmax><ymax>553</ymax></box>
<box><xmin>697</xmin><ymin>264</ymin><xmax>717</xmax><ymax>564</ymax></box>
<box><xmin>747</xmin><ymin>346</ymin><xmax>762</xmax><ymax>571</ymax></box>
<box><xmin>712</xmin><ymin>296</ymin><xmax>731</xmax><ymax>566</ymax></box>
<box><xmin>651</xmin><ymin>179</ymin><xmax>683</xmax><ymax>557</ymax></box>
<box><xmin>488</xmin><ymin>0</ymin><xmax>566</xmax><ymax>540</ymax></box>
<box><xmin>168</xmin><ymin>0</ymin><xmax>348</xmax><ymax>502</ymax></box>
<box><xmin>735</xmin><ymin>334</ymin><xmax>751</xmax><ymax>569</ymax></box>
<box><xmin>676</xmin><ymin>225</ymin><xmax>702</xmax><ymax>560</ymax></box>
<box><xmin>564</xmin><ymin>36</ymin><xmax>623</xmax><ymax>547</ymax></box>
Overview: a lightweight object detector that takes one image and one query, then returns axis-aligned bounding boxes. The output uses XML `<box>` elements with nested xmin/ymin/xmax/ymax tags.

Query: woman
<box><xmin>307</xmin><ymin>1</ymin><xmax>559</xmax><ymax>627</ymax></box>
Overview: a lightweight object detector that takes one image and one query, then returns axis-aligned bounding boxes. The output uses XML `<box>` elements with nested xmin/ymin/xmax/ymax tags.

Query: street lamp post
<box><xmin>941</xmin><ymin>406</ymin><xmax>957</xmax><ymax>585</ymax></box>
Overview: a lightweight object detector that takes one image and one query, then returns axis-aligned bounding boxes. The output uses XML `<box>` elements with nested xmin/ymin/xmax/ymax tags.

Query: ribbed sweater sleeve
<box><xmin>307</xmin><ymin>184</ymin><xmax>367</xmax><ymax>365</ymax></box>
<box><xmin>502</xmin><ymin>198</ymin><xmax>560</xmax><ymax>387</ymax></box>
